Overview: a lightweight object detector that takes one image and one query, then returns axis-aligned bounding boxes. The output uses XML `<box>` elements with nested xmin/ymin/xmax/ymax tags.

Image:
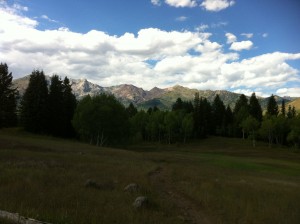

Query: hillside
<box><xmin>13</xmin><ymin>75</ymin><xmax>296</xmax><ymax>110</ymax></box>
<box><xmin>287</xmin><ymin>98</ymin><xmax>300</xmax><ymax>111</ymax></box>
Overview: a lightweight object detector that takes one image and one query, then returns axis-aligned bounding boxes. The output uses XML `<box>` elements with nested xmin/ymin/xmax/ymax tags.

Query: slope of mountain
<box><xmin>13</xmin><ymin>75</ymin><xmax>297</xmax><ymax>110</ymax></box>
<box><xmin>287</xmin><ymin>98</ymin><xmax>300</xmax><ymax>112</ymax></box>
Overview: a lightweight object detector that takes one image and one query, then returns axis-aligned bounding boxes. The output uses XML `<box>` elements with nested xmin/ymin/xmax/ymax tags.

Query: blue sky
<box><xmin>1</xmin><ymin>0</ymin><xmax>300</xmax><ymax>96</ymax></box>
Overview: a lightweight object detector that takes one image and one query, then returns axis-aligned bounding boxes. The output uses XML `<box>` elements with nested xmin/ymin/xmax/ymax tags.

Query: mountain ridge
<box><xmin>13</xmin><ymin>75</ymin><xmax>299</xmax><ymax>110</ymax></box>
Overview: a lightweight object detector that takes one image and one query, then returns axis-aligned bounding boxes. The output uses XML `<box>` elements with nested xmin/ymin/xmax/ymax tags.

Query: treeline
<box><xmin>127</xmin><ymin>93</ymin><xmax>299</xmax><ymax>147</ymax></box>
<box><xmin>0</xmin><ymin>63</ymin><xmax>299</xmax><ymax>148</ymax></box>
<box><xmin>0</xmin><ymin>64</ymin><xmax>76</xmax><ymax>137</ymax></box>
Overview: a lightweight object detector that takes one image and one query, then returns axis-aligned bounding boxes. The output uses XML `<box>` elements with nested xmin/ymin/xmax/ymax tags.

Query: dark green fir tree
<box><xmin>0</xmin><ymin>63</ymin><xmax>18</xmax><ymax>128</ymax></box>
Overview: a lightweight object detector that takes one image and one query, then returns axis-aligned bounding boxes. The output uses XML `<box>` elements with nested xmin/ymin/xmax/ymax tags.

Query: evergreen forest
<box><xmin>1</xmin><ymin>63</ymin><xmax>300</xmax><ymax>148</ymax></box>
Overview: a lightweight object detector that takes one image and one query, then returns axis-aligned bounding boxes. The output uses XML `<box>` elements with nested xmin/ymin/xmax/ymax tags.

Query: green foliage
<box><xmin>259</xmin><ymin>116</ymin><xmax>277</xmax><ymax>147</ymax></box>
<box><xmin>249</xmin><ymin>93</ymin><xmax>262</xmax><ymax>122</ymax></box>
<box><xmin>48</xmin><ymin>75</ymin><xmax>77</xmax><ymax>137</ymax></box>
<box><xmin>62</xmin><ymin>77</ymin><xmax>77</xmax><ymax>137</ymax></box>
<box><xmin>281</xmin><ymin>99</ymin><xmax>286</xmax><ymax>116</ymax></box>
<box><xmin>240</xmin><ymin>116</ymin><xmax>260</xmax><ymax>147</ymax></box>
<box><xmin>182</xmin><ymin>113</ymin><xmax>194</xmax><ymax>143</ymax></box>
<box><xmin>172</xmin><ymin>97</ymin><xmax>193</xmax><ymax>113</ymax></box>
<box><xmin>211</xmin><ymin>94</ymin><xmax>226</xmax><ymax>135</ymax></box>
<box><xmin>20</xmin><ymin>70</ymin><xmax>49</xmax><ymax>133</ymax></box>
<box><xmin>72</xmin><ymin>94</ymin><xmax>129</xmax><ymax>146</ymax></box>
<box><xmin>233</xmin><ymin>94</ymin><xmax>249</xmax><ymax>137</ymax></box>
<box><xmin>193</xmin><ymin>93</ymin><xmax>212</xmax><ymax>138</ymax></box>
<box><xmin>20</xmin><ymin>73</ymin><xmax>76</xmax><ymax>137</ymax></box>
<box><xmin>287</xmin><ymin>105</ymin><xmax>297</xmax><ymax>119</ymax></box>
<box><xmin>0</xmin><ymin>63</ymin><xmax>18</xmax><ymax>128</ymax></box>
<box><xmin>266</xmin><ymin>94</ymin><xmax>279</xmax><ymax>117</ymax></box>
<box><xmin>287</xmin><ymin>116</ymin><xmax>300</xmax><ymax>148</ymax></box>
<box><xmin>48</xmin><ymin>75</ymin><xmax>64</xmax><ymax>136</ymax></box>
<box><xmin>126</xmin><ymin>102</ymin><xmax>138</xmax><ymax>118</ymax></box>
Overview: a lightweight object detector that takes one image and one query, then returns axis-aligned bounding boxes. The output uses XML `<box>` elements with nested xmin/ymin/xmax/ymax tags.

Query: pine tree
<box><xmin>233</xmin><ymin>94</ymin><xmax>249</xmax><ymax>137</ymax></box>
<box><xmin>266</xmin><ymin>94</ymin><xmax>279</xmax><ymax>117</ymax></box>
<box><xmin>287</xmin><ymin>105</ymin><xmax>294</xmax><ymax>119</ymax></box>
<box><xmin>249</xmin><ymin>93</ymin><xmax>262</xmax><ymax>122</ymax></box>
<box><xmin>126</xmin><ymin>102</ymin><xmax>138</xmax><ymax>118</ymax></box>
<box><xmin>0</xmin><ymin>63</ymin><xmax>18</xmax><ymax>127</ymax></box>
<box><xmin>20</xmin><ymin>70</ymin><xmax>49</xmax><ymax>133</ymax></box>
<box><xmin>224</xmin><ymin>105</ymin><xmax>234</xmax><ymax>136</ymax></box>
<box><xmin>48</xmin><ymin>75</ymin><xmax>64</xmax><ymax>136</ymax></box>
<box><xmin>211</xmin><ymin>94</ymin><xmax>226</xmax><ymax>135</ymax></box>
<box><xmin>62</xmin><ymin>77</ymin><xmax>77</xmax><ymax>138</ymax></box>
<box><xmin>281</xmin><ymin>99</ymin><xmax>286</xmax><ymax>117</ymax></box>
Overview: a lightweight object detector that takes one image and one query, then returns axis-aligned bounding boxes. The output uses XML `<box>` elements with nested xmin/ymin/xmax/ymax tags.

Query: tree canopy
<box><xmin>72</xmin><ymin>94</ymin><xmax>129</xmax><ymax>146</ymax></box>
<box><xmin>0</xmin><ymin>63</ymin><xmax>18</xmax><ymax>128</ymax></box>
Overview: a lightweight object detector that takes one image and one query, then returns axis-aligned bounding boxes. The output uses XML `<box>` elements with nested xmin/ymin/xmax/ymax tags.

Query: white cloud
<box><xmin>41</xmin><ymin>15</ymin><xmax>59</xmax><ymax>23</ymax></box>
<box><xmin>195</xmin><ymin>24</ymin><xmax>209</xmax><ymax>32</ymax></box>
<box><xmin>201</xmin><ymin>0</ymin><xmax>235</xmax><ymax>12</ymax></box>
<box><xmin>176</xmin><ymin>16</ymin><xmax>188</xmax><ymax>21</ymax></box>
<box><xmin>241</xmin><ymin>33</ymin><xmax>253</xmax><ymax>39</ymax></box>
<box><xmin>12</xmin><ymin>3</ymin><xmax>28</xmax><ymax>12</ymax></box>
<box><xmin>1</xmin><ymin>2</ymin><xmax>300</xmax><ymax>96</ymax></box>
<box><xmin>165</xmin><ymin>0</ymin><xmax>197</xmax><ymax>8</ymax></box>
<box><xmin>276</xmin><ymin>88</ymin><xmax>300</xmax><ymax>97</ymax></box>
<box><xmin>230</xmin><ymin>41</ymin><xmax>253</xmax><ymax>51</ymax></box>
<box><xmin>232</xmin><ymin>89</ymin><xmax>268</xmax><ymax>97</ymax></box>
<box><xmin>151</xmin><ymin>0</ymin><xmax>161</xmax><ymax>6</ymax></box>
<box><xmin>262</xmin><ymin>33</ymin><xmax>268</xmax><ymax>38</ymax></box>
<box><xmin>221</xmin><ymin>52</ymin><xmax>300</xmax><ymax>91</ymax></box>
<box><xmin>225</xmin><ymin>33</ymin><xmax>237</xmax><ymax>44</ymax></box>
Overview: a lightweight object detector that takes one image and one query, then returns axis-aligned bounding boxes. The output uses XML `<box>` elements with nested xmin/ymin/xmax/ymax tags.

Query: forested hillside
<box><xmin>13</xmin><ymin>75</ymin><xmax>298</xmax><ymax>110</ymax></box>
<box><xmin>1</xmin><ymin>64</ymin><xmax>299</xmax><ymax>148</ymax></box>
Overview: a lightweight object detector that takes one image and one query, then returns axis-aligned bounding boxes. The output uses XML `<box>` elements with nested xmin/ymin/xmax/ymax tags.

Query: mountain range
<box><xmin>13</xmin><ymin>75</ymin><xmax>299</xmax><ymax>111</ymax></box>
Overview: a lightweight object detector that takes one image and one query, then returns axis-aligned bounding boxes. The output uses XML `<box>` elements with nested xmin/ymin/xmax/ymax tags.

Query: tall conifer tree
<box><xmin>48</xmin><ymin>75</ymin><xmax>64</xmax><ymax>136</ymax></box>
<box><xmin>249</xmin><ymin>93</ymin><xmax>262</xmax><ymax>122</ymax></box>
<box><xmin>20</xmin><ymin>70</ymin><xmax>48</xmax><ymax>133</ymax></box>
<box><xmin>266</xmin><ymin>94</ymin><xmax>279</xmax><ymax>117</ymax></box>
<box><xmin>0</xmin><ymin>63</ymin><xmax>18</xmax><ymax>127</ymax></box>
<box><xmin>62</xmin><ymin>76</ymin><xmax>77</xmax><ymax>137</ymax></box>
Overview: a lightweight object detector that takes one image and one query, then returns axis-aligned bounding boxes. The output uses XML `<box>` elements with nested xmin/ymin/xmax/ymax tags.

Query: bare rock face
<box><xmin>133</xmin><ymin>196</ymin><xmax>148</xmax><ymax>208</ymax></box>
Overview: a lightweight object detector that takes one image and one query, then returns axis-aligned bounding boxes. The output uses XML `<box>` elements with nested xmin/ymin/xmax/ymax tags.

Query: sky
<box><xmin>1</xmin><ymin>0</ymin><xmax>300</xmax><ymax>97</ymax></box>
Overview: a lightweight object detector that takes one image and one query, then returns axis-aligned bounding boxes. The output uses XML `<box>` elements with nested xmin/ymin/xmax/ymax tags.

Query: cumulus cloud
<box><xmin>232</xmin><ymin>89</ymin><xmax>268</xmax><ymax>97</ymax></box>
<box><xmin>225</xmin><ymin>33</ymin><xmax>237</xmax><ymax>44</ymax></box>
<box><xmin>201</xmin><ymin>0</ymin><xmax>235</xmax><ymax>12</ymax></box>
<box><xmin>151</xmin><ymin>0</ymin><xmax>161</xmax><ymax>6</ymax></box>
<box><xmin>165</xmin><ymin>0</ymin><xmax>197</xmax><ymax>8</ymax></box>
<box><xmin>241</xmin><ymin>33</ymin><xmax>253</xmax><ymax>39</ymax></box>
<box><xmin>12</xmin><ymin>3</ymin><xmax>28</xmax><ymax>12</ymax></box>
<box><xmin>221</xmin><ymin>52</ymin><xmax>300</xmax><ymax>91</ymax></box>
<box><xmin>1</xmin><ymin>2</ymin><xmax>300</xmax><ymax>96</ymax></box>
<box><xmin>276</xmin><ymin>88</ymin><xmax>300</xmax><ymax>97</ymax></box>
<box><xmin>230</xmin><ymin>40</ymin><xmax>253</xmax><ymax>51</ymax></box>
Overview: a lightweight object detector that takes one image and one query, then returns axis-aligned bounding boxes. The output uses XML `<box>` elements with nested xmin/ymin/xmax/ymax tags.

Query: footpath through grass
<box><xmin>0</xmin><ymin>128</ymin><xmax>300</xmax><ymax>224</ymax></box>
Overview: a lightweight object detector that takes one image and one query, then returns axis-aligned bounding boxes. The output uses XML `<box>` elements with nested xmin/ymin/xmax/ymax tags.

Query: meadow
<box><xmin>0</xmin><ymin>128</ymin><xmax>299</xmax><ymax>224</ymax></box>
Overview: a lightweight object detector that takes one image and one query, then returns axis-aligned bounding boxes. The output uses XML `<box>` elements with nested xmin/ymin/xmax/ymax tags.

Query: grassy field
<box><xmin>0</xmin><ymin>128</ymin><xmax>299</xmax><ymax>224</ymax></box>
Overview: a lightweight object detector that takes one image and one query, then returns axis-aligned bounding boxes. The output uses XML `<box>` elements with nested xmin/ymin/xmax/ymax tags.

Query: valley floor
<box><xmin>0</xmin><ymin>129</ymin><xmax>300</xmax><ymax>224</ymax></box>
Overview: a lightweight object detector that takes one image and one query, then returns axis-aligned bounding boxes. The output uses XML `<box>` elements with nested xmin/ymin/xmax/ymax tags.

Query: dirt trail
<box><xmin>148</xmin><ymin>166</ymin><xmax>213</xmax><ymax>224</ymax></box>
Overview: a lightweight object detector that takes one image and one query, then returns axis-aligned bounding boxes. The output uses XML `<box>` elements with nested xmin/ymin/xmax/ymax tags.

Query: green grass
<box><xmin>0</xmin><ymin>128</ymin><xmax>300</xmax><ymax>223</ymax></box>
